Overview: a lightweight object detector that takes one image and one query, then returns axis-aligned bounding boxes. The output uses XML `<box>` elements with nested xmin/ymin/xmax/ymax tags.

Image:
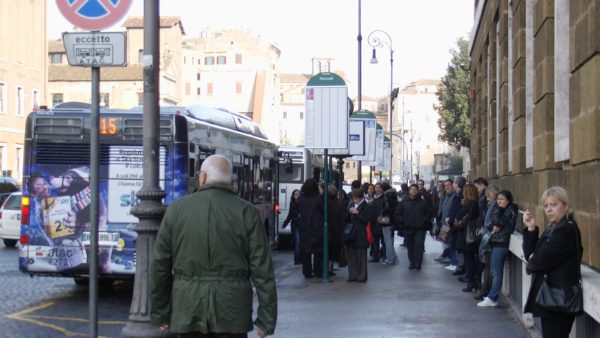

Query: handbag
<box><xmin>377</xmin><ymin>215</ymin><xmax>390</xmax><ymax>225</ymax></box>
<box><xmin>478</xmin><ymin>228</ymin><xmax>493</xmax><ymax>262</ymax></box>
<box><xmin>535</xmin><ymin>276</ymin><xmax>583</xmax><ymax>316</ymax></box>
<box><xmin>366</xmin><ymin>222</ymin><xmax>374</xmax><ymax>245</ymax></box>
<box><xmin>436</xmin><ymin>224</ymin><xmax>451</xmax><ymax>244</ymax></box>
<box><xmin>342</xmin><ymin>223</ymin><xmax>356</xmax><ymax>243</ymax></box>
<box><xmin>535</xmin><ymin>224</ymin><xmax>584</xmax><ymax>316</ymax></box>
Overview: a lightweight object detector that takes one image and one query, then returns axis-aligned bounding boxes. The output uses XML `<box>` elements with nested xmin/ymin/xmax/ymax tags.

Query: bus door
<box><xmin>277</xmin><ymin>156</ymin><xmax>303</xmax><ymax>233</ymax></box>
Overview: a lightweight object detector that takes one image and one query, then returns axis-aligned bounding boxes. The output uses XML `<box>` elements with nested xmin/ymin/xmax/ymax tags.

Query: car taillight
<box><xmin>274</xmin><ymin>203</ymin><xmax>280</xmax><ymax>213</ymax></box>
<box><xmin>21</xmin><ymin>196</ymin><xmax>30</xmax><ymax>225</ymax></box>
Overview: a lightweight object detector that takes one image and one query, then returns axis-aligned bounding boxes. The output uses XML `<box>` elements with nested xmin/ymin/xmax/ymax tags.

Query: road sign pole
<box><xmin>90</xmin><ymin>66</ymin><xmax>100</xmax><ymax>338</ymax></box>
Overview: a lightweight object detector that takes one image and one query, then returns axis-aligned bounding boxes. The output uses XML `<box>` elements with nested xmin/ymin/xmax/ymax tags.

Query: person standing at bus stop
<box><xmin>298</xmin><ymin>178</ymin><xmax>324</xmax><ymax>279</ymax></box>
<box><xmin>151</xmin><ymin>155</ymin><xmax>277</xmax><ymax>337</ymax></box>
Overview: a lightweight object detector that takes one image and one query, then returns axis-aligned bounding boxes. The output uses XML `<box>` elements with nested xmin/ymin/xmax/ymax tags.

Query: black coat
<box><xmin>345</xmin><ymin>200</ymin><xmax>375</xmax><ymax>249</ymax></box>
<box><xmin>394</xmin><ymin>195</ymin><xmax>429</xmax><ymax>234</ymax></box>
<box><xmin>370</xmin><ymin>194</ymin><xmax>386</xmax><ymax>235</ymax></box>
<box><xmin>327</xmin><ymin>196</ymin><xmax>345</xmax><ymax>246</ymax></box>
<box><xmin>298</xmin><ymin>195</ymin><xmax>324</xmax><ymax>253</ymax></box>
<box><xmin>490</xmin><ymin>204</ymin><xmax>517</xmax><ymax>247</ymax></box>
<box><xmin>282</xmin><ymin>199</ymin><xmax>300</xmax><ymax>230</ymax></box>
<box><xmin>523</xmin><ymin>216</ymin><xmax>583</xmax><ymax>317</ymax></box>
<box><xmin>383</xmin><ymin>188</ymin><xmax>399</xmax><ymax>226</ymax></box>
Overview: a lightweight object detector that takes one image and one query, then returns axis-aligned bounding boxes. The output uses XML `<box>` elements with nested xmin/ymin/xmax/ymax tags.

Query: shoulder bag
<box><xmin>535</xmin><ymin>223</ymin><xmax>584</xmax><ymax>316</ymax></box>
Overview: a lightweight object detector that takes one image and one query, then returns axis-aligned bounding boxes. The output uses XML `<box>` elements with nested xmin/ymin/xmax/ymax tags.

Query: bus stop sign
<box><xmin>56</xmin><ymin>0</ymin><xmax>133</xmax><ymax>31</ymax></box>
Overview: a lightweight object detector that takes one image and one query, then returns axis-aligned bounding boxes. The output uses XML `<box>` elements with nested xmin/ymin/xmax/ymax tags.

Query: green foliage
<box><xmin>435</xmin><ymin>37</ymin><xmax>471</xmax><ymax>150</ymax></box>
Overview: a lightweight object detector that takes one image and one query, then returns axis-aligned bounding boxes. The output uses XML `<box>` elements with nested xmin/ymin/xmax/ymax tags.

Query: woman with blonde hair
<box><xmin>522</xmin><ymin>186</ymin><xmax>583</xmax><ymax>338</ymax></box>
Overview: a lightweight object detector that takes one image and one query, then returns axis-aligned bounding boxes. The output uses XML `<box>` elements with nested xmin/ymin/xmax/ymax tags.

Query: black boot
<box><xmin>462</xmin><ymin>284</ymin><xmax>475</xmax><ymax>292</ymax></box>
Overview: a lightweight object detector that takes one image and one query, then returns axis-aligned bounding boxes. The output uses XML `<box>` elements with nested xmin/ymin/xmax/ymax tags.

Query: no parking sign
<box><xmin>56</xmin><ymin>0</ymin><xmax>133</xmax><ymax>31</ymax></box>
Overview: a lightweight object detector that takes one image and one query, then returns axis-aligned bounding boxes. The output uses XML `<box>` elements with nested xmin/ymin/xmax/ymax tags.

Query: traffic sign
<box><xmin>63</xmin><ymin>32</ymin><xmax>127</xmax><ymax>67</ymax></box>
<box><xmin>56</xmin><ymin>0</ymin><xmax>133</xmax><ymax>31</ymax></box>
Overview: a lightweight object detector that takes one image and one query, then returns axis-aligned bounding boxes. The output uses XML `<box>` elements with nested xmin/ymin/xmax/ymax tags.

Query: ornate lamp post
<box><xmin>122</xmin><ymin>1</ymin><xmax>173</xmax><ymax>337</ymax></box>
<box><xmin>368</xmin><ymin>30</ymin><xmax>394</xmax><ymax>181</ymax></box>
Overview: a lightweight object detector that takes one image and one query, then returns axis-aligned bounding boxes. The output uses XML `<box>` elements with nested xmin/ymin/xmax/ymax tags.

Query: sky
<box><xmin>48</xmin><ymin>0</ymin><xmax>474</xmax><ymax>98</ymax></box>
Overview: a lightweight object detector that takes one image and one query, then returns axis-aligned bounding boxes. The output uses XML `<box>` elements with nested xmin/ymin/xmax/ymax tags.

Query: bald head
<box><xmin>199</xmin><ymin>155</ymin><xmax>233</xmax><ymax>185</ymax></box>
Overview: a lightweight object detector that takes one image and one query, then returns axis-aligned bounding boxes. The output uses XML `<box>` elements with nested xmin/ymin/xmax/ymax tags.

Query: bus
<box><xmin>277</xmin><ymin>146</ymin><xmax>333</xmax><ymax>237</ymax></box>
<box><xmin>19</xmin><ymin>103</ymin><xmax>279</xmax><ymax>282</ymax></box>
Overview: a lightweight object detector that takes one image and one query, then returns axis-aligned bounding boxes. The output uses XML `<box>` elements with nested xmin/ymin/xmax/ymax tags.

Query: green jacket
<box><xmin>150</xmin><ymin>183</ymin><xmax>277</xmax><ymax>335</ymax></box>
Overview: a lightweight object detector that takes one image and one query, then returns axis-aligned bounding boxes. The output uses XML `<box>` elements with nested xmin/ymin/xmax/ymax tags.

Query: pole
<box><xmin>410</xmin><ymin>121</ymin><xmax>413</xmax><ymax>183</ymax></box>
<box><xmin>122</xmin><ymin>0</ymin><xmax>171</xmax><ymax>337</ymax></box>
<box><xmin>89</xmin><ymin>66</ymin><xmax>100</xmax><ymax>338</ymax></box>
<box><xmin>356</xmin><ymin>0</ymin><xmax>362</xmax><ymax>182</ymax></box>
<box><xmin>322</xmin><ymin>149</ymin><xmax>329</xmax><ymax>282</ymax></box>
<box><xmin>389</xmin><ymin>50</ymin><xmax>394</xmax><ymax>181</ymax></box>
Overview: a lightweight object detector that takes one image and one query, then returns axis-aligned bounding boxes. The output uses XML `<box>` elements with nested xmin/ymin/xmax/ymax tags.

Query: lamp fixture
<box><xmin>370</xmin><ymin>48</ymin><xmax>378</xmax><ymax>64</ymax></box>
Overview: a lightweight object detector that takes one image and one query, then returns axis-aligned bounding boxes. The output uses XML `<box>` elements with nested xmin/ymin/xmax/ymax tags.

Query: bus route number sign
<box><xmin>62</xmin><ymin>32</ymin><xmax>126</xmax><ymax>67</ymax></box>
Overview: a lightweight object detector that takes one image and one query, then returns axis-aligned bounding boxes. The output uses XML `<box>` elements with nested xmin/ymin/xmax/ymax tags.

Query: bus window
<box><xmin>233</xmin><ymin>166</ymin><xmax>244</xmax><ymax>197</ymax></box>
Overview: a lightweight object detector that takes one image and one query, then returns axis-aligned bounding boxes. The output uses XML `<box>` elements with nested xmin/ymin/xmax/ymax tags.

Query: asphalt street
<box><xmin>0</xmin><ymin>235</ymin><xmax>533</xmax><ymax>338</ymax></box>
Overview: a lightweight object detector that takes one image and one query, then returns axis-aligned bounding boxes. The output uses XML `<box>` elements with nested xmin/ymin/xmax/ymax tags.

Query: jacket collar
<box><xmin>197</xmin><ymin>183</ymin><xmax>235</xmax><ymax>194</ymax></box>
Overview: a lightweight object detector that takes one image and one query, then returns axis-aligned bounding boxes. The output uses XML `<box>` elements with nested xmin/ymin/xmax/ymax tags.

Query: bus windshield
<box><xmin>278</xmin><ymin>163</ymin><xmax>302</xmax><ymax>183</ymax></box>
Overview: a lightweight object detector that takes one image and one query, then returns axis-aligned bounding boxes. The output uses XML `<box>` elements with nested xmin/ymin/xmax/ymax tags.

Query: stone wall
<box><xmin>469</xmin><ymin>0</ymin><xmax>600</xmax><ymax>270</ymax></box>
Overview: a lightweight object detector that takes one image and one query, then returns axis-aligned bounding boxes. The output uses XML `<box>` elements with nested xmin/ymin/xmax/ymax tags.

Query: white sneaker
<box><xmin>477</xmin><ymin>297</ymin><xmax>498</xmax><ymax>307</ymax></box>
<box><xmin>444</xmin><ymin>264</ymin><xmax>457</xmax><ymax>271</ymax></box>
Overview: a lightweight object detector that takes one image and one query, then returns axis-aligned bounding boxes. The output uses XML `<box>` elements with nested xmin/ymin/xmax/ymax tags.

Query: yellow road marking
<box><xmin>5</xmin><ymin>302</ymin><xmax>119</xmax><ymax>337</ymax></box>
<box><xmin>28</xmin><ymin>315</ymin><xmax>127</xmax><ymax>325</ymax></box>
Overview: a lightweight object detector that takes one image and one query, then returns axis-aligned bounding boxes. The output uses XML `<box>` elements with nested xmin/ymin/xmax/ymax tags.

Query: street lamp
<box><xmin>368</xmin><ymin>30</ymin><xmax>394</xmax><ymax>181</ymax></box>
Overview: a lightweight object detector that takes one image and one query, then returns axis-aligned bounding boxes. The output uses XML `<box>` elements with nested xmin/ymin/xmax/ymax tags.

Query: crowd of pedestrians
<box><xmin>147</xmin><ymin>154</ymin><xmax>583</xmax><ymax>337</ymax></box>
<box><xmin>288</xmin><ymin>174</ymin><xmax>583</xmax><ymax>337</ymax></box>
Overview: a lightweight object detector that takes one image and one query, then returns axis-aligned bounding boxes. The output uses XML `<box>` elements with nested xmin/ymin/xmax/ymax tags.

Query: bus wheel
<box><xmin>3</xmin><ymin>239</ymin><xmax>17</xmax><ymax>247</ymax></box>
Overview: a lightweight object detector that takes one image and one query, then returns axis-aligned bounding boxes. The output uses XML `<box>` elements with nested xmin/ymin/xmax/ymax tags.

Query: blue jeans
<box><xmin>381</xmin><ymin>226</ymin><xmax>397</xmax><ymax>263</ymax></box>
<box><xmin>486</xmin><ymin>246</ymin><xmax>508</xmax><ymax>301</ymax></box>
<box><xmin>293</xmin><ymin>227</ymin><xmax>302</xmax><ymax>264</ymax></box>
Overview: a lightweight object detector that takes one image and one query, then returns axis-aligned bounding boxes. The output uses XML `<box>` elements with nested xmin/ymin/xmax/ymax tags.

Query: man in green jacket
<box><xmin>151</xmin><ymin>154</ymin><xmax>277</xmax><ymax>337</ymax></box>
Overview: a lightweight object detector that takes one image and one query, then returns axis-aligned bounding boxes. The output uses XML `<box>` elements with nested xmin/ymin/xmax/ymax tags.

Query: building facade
<box><xmin>395</xmin><ymin>80</ymin><xmax>445</xmax><ymax>183</ymax></box>
<box><xmin>180</xmin><ymin>29</ymin><xmax>281</xmax><ymax>142</ymax></box>
<box><xmin>469</xmin><ymin>0</ymin><xmax>599</xmax><ymax>335</ymax></box>
<box><xmin>47</xmin><ymin>17</ymin><xmax>185</xmax><ymax>109</ymax></box>
<box><xmin>0</xmin><ymin>0</ymin><xmax>47</xmax><ymax>182</ymax></box>
<box><xmin>278</xmin><ymin>73</ymin><xmax>310</xmax><ymax>146</ymax></box>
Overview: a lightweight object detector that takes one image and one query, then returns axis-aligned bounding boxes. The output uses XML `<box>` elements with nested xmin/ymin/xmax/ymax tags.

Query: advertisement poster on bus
<box><xmin>20</xmin><ymin>146</ymin><xmax>165</xmax><ymax>275</ymax></box>
<box><xmin>107</xmin><ymin>145</ymin><xmax>166</xmax><ymax>224</ymax></box>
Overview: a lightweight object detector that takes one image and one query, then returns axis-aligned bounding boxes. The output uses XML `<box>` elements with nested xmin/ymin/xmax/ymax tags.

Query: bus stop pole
<box><xmin>322</xmin><ymin>149</ymin><xmax>329</xmax><ymax>282</ymax></box>
<box><xmin>89</xmin><ymin>66</ymin><xmax>100</xmax><ymax>338</ymax></box>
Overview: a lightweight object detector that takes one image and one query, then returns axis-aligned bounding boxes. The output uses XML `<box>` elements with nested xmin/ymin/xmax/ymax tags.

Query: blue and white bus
<box><xmin>19</xmin><ymin>103</ymin><xmax>279</xmax><ymax>282</ymax></box>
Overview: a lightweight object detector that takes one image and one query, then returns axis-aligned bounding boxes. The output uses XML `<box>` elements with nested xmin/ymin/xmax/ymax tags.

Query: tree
<box><xmin>435</xmin><ymin>37</ymin><xmax>471</xmax><ymax>150</ymax></box>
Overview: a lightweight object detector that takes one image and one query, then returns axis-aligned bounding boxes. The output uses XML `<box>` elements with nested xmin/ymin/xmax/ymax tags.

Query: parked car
<box><xmin>0</xmin><ymin>191</ymin><xmax>21</xmax><ymax>247</ymax></box>
<box><xmin>0</xmin><ymin>176</ymin><xmax>19</xmax><ymax>206</ymax></box>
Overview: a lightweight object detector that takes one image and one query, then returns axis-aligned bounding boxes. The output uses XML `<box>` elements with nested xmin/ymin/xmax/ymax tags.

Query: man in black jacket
<box><xmin>395</xmin><ymin>184</ymin><xmax>430</xmax><ymax>270</ymax></box>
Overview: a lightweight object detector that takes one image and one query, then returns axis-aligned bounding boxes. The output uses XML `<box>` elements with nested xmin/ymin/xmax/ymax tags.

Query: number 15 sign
<box><xmin>56</xmin><ymin>0</ymin><xmax>133</xmax><ymax>31</ymax></box>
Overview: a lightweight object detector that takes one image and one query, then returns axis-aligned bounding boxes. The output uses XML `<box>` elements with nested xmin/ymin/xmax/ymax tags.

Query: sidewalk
<box><xmin>271</xmin><ymin>235</ymin><xmax>531</xmax><ymax>338</ymax></box>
